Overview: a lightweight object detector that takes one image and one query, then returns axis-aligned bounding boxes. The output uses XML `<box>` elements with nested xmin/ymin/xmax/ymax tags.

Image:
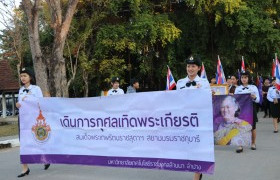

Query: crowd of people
<box><xmin>16</xmin><ymin>55</ymin><xmax>279</xmax><ymax>180</ymax></box>
<box><xmin>104</xmin><ymin>56</ymin><xmax>279</xmax><ymax>180</ymax></box>
<box><xmin>216</xmin><ymin>73</ymin><xmax>280</xmax><ymax>133</ymax></box>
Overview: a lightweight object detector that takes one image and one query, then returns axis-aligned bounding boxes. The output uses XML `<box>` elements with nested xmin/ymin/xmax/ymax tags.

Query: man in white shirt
<box><xmin>108</xmin><ymin>77</ymin><xmax>124</xmax><ymax>96</ymax></box>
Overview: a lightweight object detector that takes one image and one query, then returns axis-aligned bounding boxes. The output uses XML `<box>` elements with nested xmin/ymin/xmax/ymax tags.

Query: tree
<box><xmin>21</xmin><ymin>0</ymin><xmax>79</xmax><ymax>97</ymax></box>
<box><xmin>0</xmin><ymin>0</ymin><xmax>28</xmax><ymax>76</ymax></box>
<box><xmin>92</xmin><ymin>1</ymin><xmax>181</xmax><ymax>91</ymax></box>
<box><xmin>4</xmin><ymin>0</ymin><xmax>278</xmax><ymax>97</ymax></box>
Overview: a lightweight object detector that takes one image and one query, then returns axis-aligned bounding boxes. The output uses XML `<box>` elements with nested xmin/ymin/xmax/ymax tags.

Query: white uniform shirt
<box><xmin>108</xmin><ymin>88</ymin><xmax>124</xmax><ymax>96</ymax></box>
<box><xmin>234</xmin><ymin>84</ymin><xmax>260</xmax><ymax>103</ymax></box>
<box><xmin>18</xmin><ymin>84</ymin><xmax>43</xmax><ymax>102</ymax></box>
<box><xmin>267</xmin><ymin>86</ymin><xmax>280</xmax><ymax>102</ymax></box>
<box><xmin>176</xmin><ymin>75</ymin><xmax>210</xmax><ymax>90</ymax></box>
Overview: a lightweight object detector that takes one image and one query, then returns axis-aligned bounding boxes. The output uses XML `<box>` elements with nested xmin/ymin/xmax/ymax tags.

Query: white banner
<box><xmin>20</xmin><ymin>89</ymin><xmax>215</xmax><ymax>174</ymax></box>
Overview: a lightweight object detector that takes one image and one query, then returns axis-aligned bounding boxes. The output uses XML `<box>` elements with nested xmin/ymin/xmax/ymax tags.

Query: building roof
<box><xmin>0</xmin><ymin>60</ymin><xmax>19</xmax><ymax>93</ymax></box>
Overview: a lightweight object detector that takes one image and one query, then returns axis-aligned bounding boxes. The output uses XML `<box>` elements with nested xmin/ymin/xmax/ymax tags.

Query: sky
<box><xmin>0</xmin><ymin>0</ymin><xmax>21</xmax><ymax>30</ymax></box>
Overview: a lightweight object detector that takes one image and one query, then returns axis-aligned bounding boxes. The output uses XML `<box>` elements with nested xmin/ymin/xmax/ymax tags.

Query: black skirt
<box><xmin>252</xmin><ymin>102</ymin><xmax>258</xmax><ymax>130</ymax></box>
<box><xmin>270</xmin><ymin>100</ymin><xmax>280</xmax><ymax>118</ymax></box>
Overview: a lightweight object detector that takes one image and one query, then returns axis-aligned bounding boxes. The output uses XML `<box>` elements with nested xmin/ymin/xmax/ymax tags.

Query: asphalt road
<box><xmin>1</xmin><ymin>112</ymin><xmax>279</xmax><ymax>180</ymax></box>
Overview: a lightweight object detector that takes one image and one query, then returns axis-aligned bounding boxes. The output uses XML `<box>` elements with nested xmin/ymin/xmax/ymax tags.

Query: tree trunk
<box><xmin>46</xmin><ymin>0</ymin><xmax>79</xmax><ymax>97</ymax></box>
<box><xmin>22</xmin><ymin>0</ymin><xmax>50</xmax><ymax>96</ymax></box>
<box><xmin>34</xmin><ymin>57</ymin><xmax>50</xmax><ymax>96</ymax></box>
<box><xmin>22</xmin><ymin>0</ymin><xmax>79</xmax><ymax>97</ymax></box>
<box><xmin>83</xmin><ymin>70</ymin><xmax>89</xmax><ymax>97</ymax></box>
<box><xmin>49</xmin><ymin>40</ymin><xmax>68</xmax><ymax>97</ymax></box>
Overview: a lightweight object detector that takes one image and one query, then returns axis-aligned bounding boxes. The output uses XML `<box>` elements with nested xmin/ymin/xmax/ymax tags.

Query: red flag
<box><xmin>241</xmin><ymin>56</ymin><xmax>245</xmax><ymax>72</ymax></box>
<box><xmin>216</xmin><ymin>55</ymin><xmax>226</xmax><ymax>84</ymax></box>
<box><xmin>272</xmin><ymin>59</ymin><xmax>276</xmax><ymax>77</ymax></box>
<box><xmin>166</xmin><ymin>66</ymin><xmax>176</xmax><ymax>90</ymax></box>
<box><xmin>276</xmin><ymin>62</ymin><xmax>280</xmax><ymax>90</ymax></box>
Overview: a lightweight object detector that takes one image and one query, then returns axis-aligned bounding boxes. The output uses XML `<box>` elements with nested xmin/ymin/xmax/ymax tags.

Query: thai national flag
<box><xmin>200</xmin><ymin>62</ymin><xmax>208</xmax><ymax>80</ymax></box>
<box><xmin>256</xmin><ymin>75</ymin><xmax>263</xmax><ymax>104</ymax></box>
<box><xmin>241</xmin><ymin>56</ymin><xmax>246</xmax><ymax>73</ymax></box>
<box><xmin>273</xmin><ymin>56</ymin><xmax>279</xmax><ymax>77</ymax></box>
<box><xmin>276</xmin><ymin>60</ymin><xmax>280</xmax><ymax>90</ymax></box>
<box><xmin>216</xmin><ymin>55</ymin><xmax>226</xmax><ymax>84</ymax></box>
<box><xmin>166</xmin><ymin>66</ymin><xmax>176</xmax><ymax>90</ymax></box>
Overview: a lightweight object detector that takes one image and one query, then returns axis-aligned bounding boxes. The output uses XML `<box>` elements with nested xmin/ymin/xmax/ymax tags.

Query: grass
<box><xmin>0</xmin><ymin>123</ymin><xmax>18</xmax><ymax>137</ymax></box>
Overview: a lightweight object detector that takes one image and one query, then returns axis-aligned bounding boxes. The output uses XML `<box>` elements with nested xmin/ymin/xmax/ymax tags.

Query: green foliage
<box><xmin>2</xmin><ymin>0</ymin><xmax>280</xmax><ymax>96</ymax></box>
<box><xmin>98</xmin><ymin>57</ymin><xmax>127</xmax><ymax>84</ymax></box>
<box><xmin>95</xmin><ymin>13</ymin><xmax>181</xmax><ymax>57</ymax></box>
<box><xmin>92</xmin><ymin>2</ymin><xmax>181</xmax><ymax>92</ymax></box>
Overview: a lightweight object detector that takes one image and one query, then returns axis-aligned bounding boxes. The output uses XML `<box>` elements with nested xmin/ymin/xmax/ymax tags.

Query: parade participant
<box><xmin>16</xmin><ymin>68</ymin><xmax>50</xmax><ymax>178</ymax></box>
<box><xmin>262</xmin><ymin>78</ymin><xmax>271</xmax><ymax>118</ymax></box>
<box><xmin>234</xmin><ymin>71</ymin><xmax>260</xmax><ymax>153</ymax></box>
<box><xmin>215</xmin><ymin>96</ymin><xmax>252</xmax><ymax>146</ymax></box>
<box><xmin>229</xmin><ymin>75</ymin><xmax>238</xmax><ymax>94</ymax></box>
<box><xmin>210</xmin><ymin>77</ymin><xmax>216</xmax><ymax>85</ymax></box>
<box><xmin>226</xmin><ymin>76</ymin><xmax>232</xmax><ymax>85</ymax></box>
<box><xmin>126</xmin><ymin>78</ymin><xmax>139</xmax><ymax>94</ymax></box>
<box><xmin>177</xmin><ymin>55</ymin><xmax>210</xmax><ymax>180</ymax></box>
<box><xmin>108</xmin><ymin>77</ymin><xmax>124</xmax><ymax>96</ymax></box>
<box><xmin>267</xmin><ymin>78</ymin><xmax>280</xmax><ymax>133</ymax></box>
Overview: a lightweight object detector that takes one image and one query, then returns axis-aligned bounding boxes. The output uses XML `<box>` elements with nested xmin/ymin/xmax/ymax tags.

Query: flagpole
<box><xmin>272</xmin><ymin>59</ymin><xmax>275</xmax><ymax>77</ymax></box>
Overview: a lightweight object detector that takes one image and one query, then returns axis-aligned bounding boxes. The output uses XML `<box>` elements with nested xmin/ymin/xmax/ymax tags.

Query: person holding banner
<box><xmin>16</xmin><ymin>68</ymin><xmax>50</xmax><ymax>177</ymax></box>
<box><xmin>267</xmin><ymin>78</ymin><xmax>280</xmax><ymax>133</ymax></box>
<box><xmin>108</xmin><ymin>77</ymin><xmax>124</xmax><ymax>95</ymax></box>
<box><xmin>234</xmin><ymin>71</ymin><xmax>260</xmax><ymax>153</ymax></box>
<box><xmin>229</xmin><ymin>75</ymin><xmax>238</xmax><ymax>94</ymax></box>
<box><xmin>214</xmin><ymin>96</ymin><xmax>252</xmax><ymax>146</ymax></box>
<box><xmin>177</xmin><ymin>55</ymin><xmax>210</xmax><ymax>180</ymax></box>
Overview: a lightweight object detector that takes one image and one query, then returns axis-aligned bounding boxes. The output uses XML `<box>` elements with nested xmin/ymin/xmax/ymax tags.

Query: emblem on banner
<box><xmin>32</xmin><ymin>105</ymin><xmax>51</xmax><ymax>143</ymax></box>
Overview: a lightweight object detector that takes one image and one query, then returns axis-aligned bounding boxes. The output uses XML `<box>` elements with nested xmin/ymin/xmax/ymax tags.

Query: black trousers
<box><xmin>262</xmin><ymin>98</ymin><xmax>270</xmax><ymax>116</ymax></box>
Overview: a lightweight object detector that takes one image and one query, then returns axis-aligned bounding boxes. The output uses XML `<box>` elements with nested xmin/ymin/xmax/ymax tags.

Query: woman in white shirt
<box><xmin>107</xmin><ymin>77</ymin><xmax>124</xmax><ymax>96</ymax></box>
<box><xmin>16</xmin><ymin>68</ymin><xmax>50</xmax><ymax>177</ymax></box>
<box><xmin>234</xmin><ymin>71</ymin><xmax>259</xmax><ymax>153</ymax></box>
<box><xmin>177</xmin><ymin>55</ymin><xmax>210</xmax><ymax>180</ymax></box>
<box><xmin>267</xmin><ymin>78</ymin><xmax>280</xmax><ymax>133</ymax></box>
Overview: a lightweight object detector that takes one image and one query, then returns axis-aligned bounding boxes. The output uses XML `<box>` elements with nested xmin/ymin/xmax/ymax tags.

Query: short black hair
<box><xmin>20</xmin><ymin>67</ymin><xmax>36</xmax><ymax>85</ymax></box>
<box><xmin>130</xmin><ymin>78</ymin><xmax>139</xmax><ymax>86</ymax></box>
<box><xmin>240</xmin><ymin>71</ymin><xmax>252</xmax><ymax>85</ymax></box>
<box><xmin>231</xmin><ymin>74</ymin><xmax>238</xmax><ymax>79</ymax></box>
